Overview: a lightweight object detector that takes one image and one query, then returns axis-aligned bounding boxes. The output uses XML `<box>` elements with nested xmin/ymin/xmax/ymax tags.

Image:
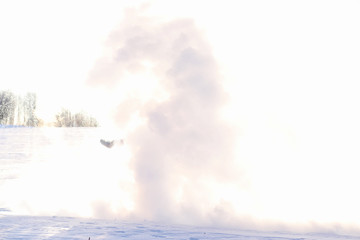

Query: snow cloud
<box><xmin>86</xmin><ymin>5</ymin><xmax>360</xmax><ymax>233</ymax></box>
<box><xmin>87</xmin><ymin>8</ymin><xmax>241</xmax><ymax>226</ymax></box>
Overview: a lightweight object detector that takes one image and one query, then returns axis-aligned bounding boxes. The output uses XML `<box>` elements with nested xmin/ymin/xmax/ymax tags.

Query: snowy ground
<box><xmin>1</xmin><ymin>127</ymin><xmax>360</xmax><ymax>239</ymax></box>
<box><xmin>1</xmin><ymin>214</ymin><xmax>359</xmax><ymax>240</ymax></box>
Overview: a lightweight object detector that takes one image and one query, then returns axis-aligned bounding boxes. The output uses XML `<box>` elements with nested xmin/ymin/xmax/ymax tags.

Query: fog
<box><xmin>68</xmin><ymin>2</ymin><xmax>360</xmax><ymax>234</ymax></box>
<box><xmin>1</xmin><ymin>0</ymin><xmax>360</xmax><ymax>237</ymax></box>
<box><xmin>87</xmin><ymin>8</ymin><xmax>244</xmax><ymax>226</ymax></box>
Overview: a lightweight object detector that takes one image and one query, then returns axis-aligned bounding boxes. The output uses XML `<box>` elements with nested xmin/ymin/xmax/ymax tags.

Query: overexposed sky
<box><xmin>0</xmin><ymin>0</ymin><xmax>141</xmax><ymax>123</ymax></box>
<box><xmin>1</xmin><ymin>0</ymin><xmax>359</xmax><ymax>123</ymax></box>
<box><xmin>1</xmin><ymin>0</ymin><xmax>359</xmax><ymax>127</ymax></box>
<box><xmin>2</xmin><ymin>0</ymin><xmax>360</xmax><ymax>228</ymax></box>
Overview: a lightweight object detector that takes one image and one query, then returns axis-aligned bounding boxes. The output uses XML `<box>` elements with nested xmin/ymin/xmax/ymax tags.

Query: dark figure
<box><xmin>100</xmin><ymin>139</ymin><xmax>114</xmax><ymax>148</ymax></box>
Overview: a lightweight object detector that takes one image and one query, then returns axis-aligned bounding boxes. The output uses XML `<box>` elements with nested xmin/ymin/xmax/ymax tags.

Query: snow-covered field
<box><xmin>1</xmin><ymin>215</ymin><xmax>359</xmax><ymax>240</ymax></box>
<box><xmin>1</xmin><ymin>127</ymin><xmax>360</xmax><ymax>239</ymax></box>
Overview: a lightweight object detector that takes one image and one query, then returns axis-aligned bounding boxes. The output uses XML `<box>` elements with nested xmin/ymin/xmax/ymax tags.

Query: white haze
<box><xmin>87</xmin><ymin>9</ymin><xmax>240</xmax><ymax>226</ymax></box>
<box><xmin>1</xmin><ymin>0</ymin><xmax>360</xmax><ymax>235</ymax></box>
<box><xmin>86</xmin><ymin>3</ymin><xmax>360</xmax><ymax>234</ymax></box>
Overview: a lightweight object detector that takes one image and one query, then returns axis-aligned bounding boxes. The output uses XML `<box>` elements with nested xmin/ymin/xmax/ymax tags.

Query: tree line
<box><xmin>0</xmin><ymin>90</ymin><xmax>98</xmax><ymax>127</ymax></box>
<box><xmin>0</xmin><ymin>91</ymin><xmax>38</xmax><ymax>126</ymax></box>
<box><xmin>55</xmin><ymin>108</ymin><xmax>98</xmax><ymax>127</ymax></box>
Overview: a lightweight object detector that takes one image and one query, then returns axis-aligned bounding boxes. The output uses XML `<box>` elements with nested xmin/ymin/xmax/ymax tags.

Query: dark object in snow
<box><xmin>100</xmin><ymin>139</ymin><xmax>124</xmax><ymax>148</ymax></box>
<box><xmin>100</xmin><ymin>139</ymin><xmax>114</xmax><ymax>148</ymax></box>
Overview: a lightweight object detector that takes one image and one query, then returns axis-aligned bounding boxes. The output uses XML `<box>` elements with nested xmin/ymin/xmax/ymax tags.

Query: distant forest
<box><xmin>0</xmin><ymin>90</ymin><xmax>98</xmax><ymax>127</ymax></box>
<box><xmin>54</xmin><ymin>108</ymin><xmax>98</xmax><ymax>127</ymax></box>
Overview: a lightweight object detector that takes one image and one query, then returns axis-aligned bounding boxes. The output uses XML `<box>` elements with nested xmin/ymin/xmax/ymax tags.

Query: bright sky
<box><xmin>1</xmin><ymin>0</ymin><xmax>360</xmax><ymax>229</ymax></box>
<box><xmin>2</xmin><ymin>1</ymin><xmax>359</xmax><ymax>125</ymax></box>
